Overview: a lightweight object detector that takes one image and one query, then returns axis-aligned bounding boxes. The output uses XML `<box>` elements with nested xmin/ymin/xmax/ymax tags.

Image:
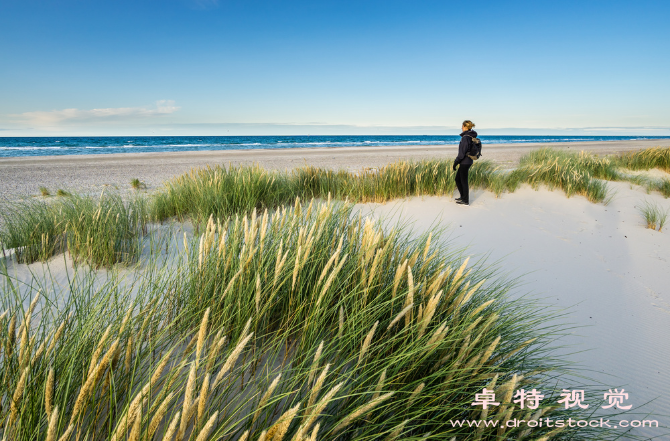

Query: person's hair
<box><xmin>462</xmin><ymin>120</ymin><xmax>475</xmax><ymax>130</ymax></box>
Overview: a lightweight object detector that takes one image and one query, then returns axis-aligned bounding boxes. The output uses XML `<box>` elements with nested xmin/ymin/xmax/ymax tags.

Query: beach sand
<box><xmin>1</xmin><ymin>138</ymin><xmax>668</xmax><ymax>200</ymax></box>
<box><xmin>356</xmin><ymin>180</ymin><xmax>670</xmax><ymax>437</ymax></box>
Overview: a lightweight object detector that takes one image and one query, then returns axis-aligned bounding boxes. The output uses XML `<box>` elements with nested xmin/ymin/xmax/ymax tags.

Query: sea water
<box><xmin>1</xmin><ymin>135</ymin><xmax>667</xmax><ymax>158</ymax></box>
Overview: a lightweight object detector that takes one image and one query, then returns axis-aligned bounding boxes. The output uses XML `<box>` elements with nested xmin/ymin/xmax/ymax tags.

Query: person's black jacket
<box><xmin>454</xmin><ymin>130</ymin><xmax>478</xmax><ymax>167</ymax></box>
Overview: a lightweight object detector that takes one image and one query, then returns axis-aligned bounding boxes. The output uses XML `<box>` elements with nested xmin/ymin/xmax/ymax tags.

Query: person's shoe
<box><xmin>455</xmin><ymin>197</ymin><xmax>462</xmax><ymax>202</ymax></box>
<box><xmin>456</xmin><ymin>200</ymin><xmax>469</xmax><ymax>205</ymax></box>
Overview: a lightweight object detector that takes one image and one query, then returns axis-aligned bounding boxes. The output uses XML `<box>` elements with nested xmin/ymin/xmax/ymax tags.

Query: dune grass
<box><xmin>0</xmin><ymin>192</ymin><xmax>147</xmax><ymax>267</ymax></box>
<box><xmin>38</xmin><ymin>186</ymin><xmax>50</xmax><ymax>197</ymax></box>
<box><xmin>130</xmin><ymin>178</ymin><xmax>147</xmax><ymax>190</ymax></box>
<box><xmin>151</xmin><ymin>148</ymin><xmax>616</xmax><ymax>224</ymax></box>
<box><xmin>4</xmin><ymin>147</ymin><xmax>670</xmax><ymax>269</ymax></box>
<box><xmin>614</xmin><ymin>147</ymin><xmax>670</xmax><ymax>172</ymax></box>
<box><xmin>0</xmin><ymin>199</ymin><xmax>609</xmax><ymax>440</ymax></box>
<box><xmin>4</xmin><ymin>147</ymin><xmax>665</xmax><ymax>439</ymax></box>
<box><xmin>151</xmin><ymin>159</ymin><xmax>504</xmax><ymax>225</ymax></box>
<box><xmin>638</xmin><ymin>200</ymin><xmax>669</xmax><ymax>232</ymax></box>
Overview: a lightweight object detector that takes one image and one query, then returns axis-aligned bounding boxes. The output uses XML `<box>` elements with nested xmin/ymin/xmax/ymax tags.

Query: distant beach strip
<box><xmin>2</xmin><ymin>135</ymin><xmax>670</xmax><ymax>158</ymax></box>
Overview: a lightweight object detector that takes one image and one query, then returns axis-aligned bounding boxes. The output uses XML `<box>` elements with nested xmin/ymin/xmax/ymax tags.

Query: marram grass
<box><xmin>638</xmin><ymin>200</ymin><xmax>669</xmax><ymax>232</ymax></box>
<box><xmin>0</xmin><ymin>192</ymin><xmax>147</xmax><ymax>267</ymax></box>
<box><xmin>0</xmin><ymin>199</ymin><xmax>616</xmax><ymax>440</ymax></box>
<box><xmin>150</xmin><ymin>159</ymin><xmax>499</xmax><ymax>224</ymax></box>
<box><xmin>153</xmin><ymin>147</ymin><xmax>670</xmax><ymax>224</ymax></box>
<box><xmin>4</xmin><ymin>147</ymin><xmax>670</xmax><ymax>268</ymax></box>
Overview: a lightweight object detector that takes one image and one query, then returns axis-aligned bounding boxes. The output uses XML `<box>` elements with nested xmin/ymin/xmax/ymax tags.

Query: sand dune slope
<box><xmin>356</xmin><ymin>181</ymin><xmax>670</xmax><ymax>438</ymax></box>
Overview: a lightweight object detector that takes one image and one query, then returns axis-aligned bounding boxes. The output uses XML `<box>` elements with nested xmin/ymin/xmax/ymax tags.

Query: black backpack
<box><xmin>466</xmin><ymin>135</ymin><xmax>482</xmax><ymax>160</ymax></box>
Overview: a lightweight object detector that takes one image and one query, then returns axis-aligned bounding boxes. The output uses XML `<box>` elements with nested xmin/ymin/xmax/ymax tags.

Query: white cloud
<box><xmin>14</xmin><ymin>100</ymin><xmax>180</xmax><ymax>126</ymax></box>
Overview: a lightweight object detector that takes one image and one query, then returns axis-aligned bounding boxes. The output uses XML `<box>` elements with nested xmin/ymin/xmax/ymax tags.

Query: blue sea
<box><xmin>1</xmin><ymin>136</ymin><xmax>667</xmax><ymax>158</ymax></box>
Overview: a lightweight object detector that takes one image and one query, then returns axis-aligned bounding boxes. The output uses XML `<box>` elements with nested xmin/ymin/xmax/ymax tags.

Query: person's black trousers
<box><xmin>455</xmin><ymin>163</ymin><xmax>471</xmax><ymax>202</ymax></box>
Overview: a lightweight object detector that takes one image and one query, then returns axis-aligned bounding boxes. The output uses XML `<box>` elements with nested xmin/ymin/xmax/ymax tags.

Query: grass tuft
<box><xmin>638</xmin><ymin>200</ymin><xmax>669</xmax><ymax>232</ymax></box>
<box><xmin>39</xmin><ymin>186</ymin><xmax>50</xmax><ymax>197</ymax></box>
<box><xmin>0</xmin><ymin>192</ymin><xmax>147</xmax><ymax>266</ymax></box>
<box><xmin>130</xmin><ymin>178</ymin><xmax>146</xmax><ymax>190</ymax></box>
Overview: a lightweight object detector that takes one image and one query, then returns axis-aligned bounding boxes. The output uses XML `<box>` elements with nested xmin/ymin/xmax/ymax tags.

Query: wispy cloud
<box><xmin>14</xmin><ymin>100</ymin><xmax>180</xmax><ymax>126</ymax></box>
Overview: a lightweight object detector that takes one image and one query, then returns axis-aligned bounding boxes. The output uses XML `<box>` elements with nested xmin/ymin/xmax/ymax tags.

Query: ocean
<box><xmin>1</xmin><ymin>135</ymin><xmax>667</xmax><ymax>158</ymax></box>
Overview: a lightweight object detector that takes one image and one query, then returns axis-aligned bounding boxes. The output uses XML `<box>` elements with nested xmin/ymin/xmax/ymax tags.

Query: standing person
<box><xmin>453</xmin><ymin>120</ymin><xmax>477</xmax><ymax>206</ymax></box>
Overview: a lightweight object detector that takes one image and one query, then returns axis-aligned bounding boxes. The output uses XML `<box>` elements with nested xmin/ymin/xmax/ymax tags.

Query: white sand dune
<box><xmin>356</xmin><ymin>180</ymin><xmax>670</xmax><ymax>438</ymax></box>
<box><xmin>2</xmin><ymin>154</ymin><xmax>669</xmax><ymax>439</ymax></box>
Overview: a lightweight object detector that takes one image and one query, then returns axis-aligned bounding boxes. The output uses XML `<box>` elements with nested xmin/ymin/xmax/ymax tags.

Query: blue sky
<box><xmin>1</xmin><ymin>0</ymin><xmax>669</xmax><ymax>135</ymax></box>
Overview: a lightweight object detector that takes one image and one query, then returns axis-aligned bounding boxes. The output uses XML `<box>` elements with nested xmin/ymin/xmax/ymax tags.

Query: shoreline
<box><xmin>1</xmin><ymin>138</ymin><xmax>669</xmax><ymax>200</ymax></box>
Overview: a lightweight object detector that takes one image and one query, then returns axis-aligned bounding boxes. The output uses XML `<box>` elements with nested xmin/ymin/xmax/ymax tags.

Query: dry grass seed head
<box><xmin>387</xmin><ymin>303</ymin><xmax>413</xmax><ymax>331</ymax></box>
<box><xmin>183</xmin><ymin>363</ymin><xmax>197</xmax><ymax>422</ymax></box>
<box><xmin>252</xmin><ymin>373</ymin><xmax>282</xmax><ymax>425</ymax></box>
<box><xmin>404</xmin><ymin>266</ymin><xmax>414</xmax><ymax>327</ymax></box>
<box><xmin>206</xmin><ymin>335</ymin><xmax>227</xmax><ymax>373</ymax></box>
<box><xmin>372</xmin><ymin>368</ymin><xmax>387</xmax><ymax>400</ymax></box>
<box><xmin>338</xmin><ymin>306</ymin><xmax>344</xmax><ymax>340</ymax></box>
<box><xmin>418</xmin><ymin>290</ymin><xmax>443</xmax><ymax>338</ymax></box>
<box><xmin>408</xmin><ymin>383</ymin><xmax>425</xmax><ymax>408</ymax></box>
<box><xmin>195</xmin><ymin>411</ymin><xmax>219</xmax><ymax>441</ymax></box>
<box><xmin>384</xmin><ymin>420</ymin><xmax>409</xmax><ymax>441</ymax></box>
<box><xmin>47</xmin><ymin>318</ymin><xmax>67</xmax><ymax>357</ymax></box>
<box><xmin>161</xmin><ymin>410</ymin><xmax>181</xmax><ymax>441</ymax></box>
<box><xmin>151</xmin><ymin>346</ymin><xmax>177</xmax><ymax>388</ymax></box>
<box><xmin>9</xmin><ymin>367</ymin><xmax>29</xmax><ymax>426</ymax></box>
<box><xmin>307</xmin><ymin>341</ymin><xmax>324</xmax><ymax>386</ymax></box>
<box><xmin>88</xmin><ymin>324</ymin><xmax>112</xmax><ymax>377</ymax></box>
<box><xmin>332</xmin><ymin>392</ymin><xmax>394</xmax><ymax>434</ymax></box>
<box><xmin>125</xmin><ymin>335</ymin><xmax>134</xmax><ymax>374</ymax></box>
<box><xmin>265</xmin><ymin>401</ymin><xmax>301</xmax><ymax>441</ymax></box>
<box><xmin>307</xmin><ymin>364</ymin><xmax>330</xmax><ymax>410</ymax></box>
<box><xmin>45</xmin><ymin>367</ymin><xmax>55</xmax><ymax>418</ymax></box>
<box><xmin>213</xmin><ymin>332</ymin><xmax>253</xmax><ymax>388</ymax></box>
<box><xmin>197</xmin><ymin>373</ymin><xmax>211</xmax><ymax>422</ymax></box>
<box><xmin>127</xmin><ymin>405</ymin><xmax>143</xmax><ymax>441</ymax></box>
<box><xmin>57</xmin><ymin>425</ymin><xmax>75</xmax><ymax>441</ymax></box>
<box><xmin>196</xmin><ymin>308</ymin><xmax>210</xmax><ymax>364</ymax></box>
<box><xmin>357</xmin><ymin>321</ymin><xmax>379</xmax><ymax>367</ymax></box>
<box><xmin>299</xmin><ymin>381</ymin><xmax>343</xmax><ymax>439</ymax></box>
<box><xmin>45</xmin><ymin>406</ymin><xmax>60</xmax><ymax>441</ymax></box>
<box><xmin>148</xmin><ymin>392</ymin><xmax>175</xmax><ymax>440</ymax></box>
<box><xmin>391</xmin><ymin>260</ymin><xmax>408</xmax><ymax>300</ymax></box>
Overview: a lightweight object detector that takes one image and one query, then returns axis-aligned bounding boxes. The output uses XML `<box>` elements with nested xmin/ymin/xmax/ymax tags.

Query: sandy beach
<box><xmin>2</xmin><ymin>141</ymin><xmax>669</xmax><ymax>439</ymax></box>
<box><xmin>1</xmin><ymin>138</ymin><xmax>668</xmax><ymax>200</ymax></box>
<box><xmin>356</xmin><ymin>180</ymin><xmax>670</xmax><ymax>437</ymax></box>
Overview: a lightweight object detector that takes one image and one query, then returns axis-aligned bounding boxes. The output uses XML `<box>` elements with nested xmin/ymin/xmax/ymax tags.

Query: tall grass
<box><xmin>5</xmin><ymin>147</ymin><xmax>670</xmax><ymax>269</ymax></box>
<box><xmin>507</xmin><ymin>149</ymin><xmax>612</xmax><ymax>202</ymax></box>
<box><xmin>638</xmin><ymin>200</ymin><xmax>669</xmax><ymax>232</ymax></box>
<box><xmin>151</xmin><ymin>160</ymin><xmax>499</xmax><ymax>224</ymax></box>
<box><xmin>0</xmin><ymin>199</ymin><xmax>611</xmax><ymax>440</ymax></box>
<box><xmin>154</xmin><ymin>148</ymin><xmax>670</xmax><ymax>221</ymax></box>
<box><xmin>615</xmin><ymin>147</ymin><xmax>670</xmax><ymax>172</ymax></box>
<box><xmin>0</xmin><ymin>192</ymin><xmax>147</xmax><ymax>267</ymax></box>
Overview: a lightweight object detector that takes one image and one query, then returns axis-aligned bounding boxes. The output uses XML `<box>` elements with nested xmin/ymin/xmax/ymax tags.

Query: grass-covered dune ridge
<box><xmin>153</xmin><ymin>146</ymin><xmax>670</xmax><ymax>225</ymax></box>
<box><xmin>1</xmin><ymin>193</ymin><xmax>147</xmax><ymax>266</ymax></box>
<box><xmin>3</xmin><ymin>147</ymin><xmax>669</xmax><ymax>268</ymax></box>
<box><xmin>1</xmin><ymin>200</ymin><xmax>605</xmax><ymax>440</ymax></box>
